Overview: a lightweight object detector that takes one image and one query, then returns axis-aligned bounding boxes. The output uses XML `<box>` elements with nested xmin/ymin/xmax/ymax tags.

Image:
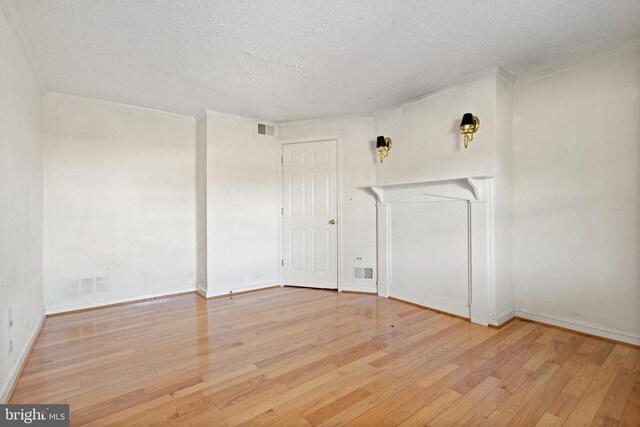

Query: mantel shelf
<box><xmin>367</xmin><ymin>175</ymin><xmax>494</xmax><ymax>204</ymax></box>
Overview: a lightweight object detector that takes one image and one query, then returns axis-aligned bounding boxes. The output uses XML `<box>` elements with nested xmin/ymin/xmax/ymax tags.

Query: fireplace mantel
<box><xmin>369</xmin><ymin>175</ymin><xmax>494</xmax><ymax>203</ymax></box>
<box><xmin>370</xmin><ymin>175</ymin><xmax>495</xmax><ymax>326</ymax></box>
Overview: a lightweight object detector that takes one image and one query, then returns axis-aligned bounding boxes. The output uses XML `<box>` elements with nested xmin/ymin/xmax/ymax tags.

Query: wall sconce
<box><xmin>376</xmin><ymin>136</ymin><xmax>392</xmax><ymax>163</ymax></box>
<box><xmin>459</xmin><ymin>113</ymin><xmax>480</xmax><ymax>149</ymax></box>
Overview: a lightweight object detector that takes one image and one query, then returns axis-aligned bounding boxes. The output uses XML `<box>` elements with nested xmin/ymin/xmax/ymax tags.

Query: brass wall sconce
<box><xmin>459</xmin><ymin>113</ymin><xmax>480</xmax><ymax>149</ymax></box>
<box><xmin>376</xmin><ymin>136</ymin><xmax>392</xmax><ymax>163</ymax></box>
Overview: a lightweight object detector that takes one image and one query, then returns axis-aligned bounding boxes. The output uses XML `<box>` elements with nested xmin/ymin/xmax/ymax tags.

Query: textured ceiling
<box><xmin>10</xmin><ymin>0</ymin><xmax>640</xmax><ymax>122</ymax></box>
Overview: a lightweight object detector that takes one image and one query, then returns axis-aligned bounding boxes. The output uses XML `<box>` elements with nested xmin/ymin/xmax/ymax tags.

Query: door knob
<box><xmin>328</xmin><ymin>219</ymin><xmax>336</xmax><ymax>225</ymax></box>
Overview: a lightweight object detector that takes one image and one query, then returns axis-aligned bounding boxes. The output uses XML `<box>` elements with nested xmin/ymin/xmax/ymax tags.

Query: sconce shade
<box><xmin>376</xmin><ymin>135</ymin><xmax>392</xmax><ymax>163</ymax></box>
<box><xmin>460</xmin><ymin>113</ymin><xmax>475</xmax><ymax>127</ymax></box>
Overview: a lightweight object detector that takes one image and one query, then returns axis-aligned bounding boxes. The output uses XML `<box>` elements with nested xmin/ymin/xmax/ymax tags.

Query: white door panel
<box><xmin>282</xmin><ymin>140</ymin><xmax>337</xmax><ymax>289</ymax></box>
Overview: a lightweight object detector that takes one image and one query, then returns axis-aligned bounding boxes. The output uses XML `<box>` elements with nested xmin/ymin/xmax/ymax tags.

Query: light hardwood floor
<box><xmin>11</xmin><ymin>287</ymin><xmax>640</xmax><ymax>426</ymax></box>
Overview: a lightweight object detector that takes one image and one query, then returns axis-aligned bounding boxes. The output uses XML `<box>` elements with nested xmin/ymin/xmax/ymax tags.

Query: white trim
<box><xmin>45</xmin><ymin>286</ymin><xmax>196</xmax><ymax>315</ymax></box>
<box><xmin>46</xmin><ymin>92</ymin><xmax>196</xmax><ymax>121</ymax></box>
<box><xmin>492</xmin><ymin>308</ymin><xmax>516</xmax><ymax>326</ymax></box>
<box><xmin>200</xmin><ymin>108</ymin><xmax>280</xmax><ymax>130</ymax></box>
<box><xmin>205</xmin><ymin>282</ymin><xmax>278</xmax><ymax>298</ymax></box>
<box><xmin>278</xmin><ymin>115</ymin><xmax>373</xmax><ymax>128</ymax></box>
<box><xmin>515</xmin><ymin>39</ymin><xmax>640</xmax><ymax>84</ymax></box>
<box><xmin>496</xmin><ymin>68</ymin><xmax>517</xmax><ymax>86</ymax></box>
<box><xmin>195</xmin><ymin>112</ymin><xmax>208</xmax><ymax>294</ymax></box>
<box><xmin>368</xmin><ymin>174</ymin><xmax>494</xmax><ymax>193</ymax></box>
<box><xmin>194</xmin><ymin>109</ymin><xmax>208</xmax><ymax>122</ymax></box>
<box><xmin>1</xmin><ymin>314</ymin><xmax>46</xmax><ymax>403</ymax></box>
<box><xmin>336</xmin><ymin>137</ymin><xmax>344</xmax><ymax>293</ymax></box>
<box><xmin>340</xmin><ymin>283</ymin><xmax>377</xmax><ymax>294</ymax></box>
<box><xmin>202</xmin><ymin>108</ymin><xmax>260</xmax><ymax>123</ymax></box>
<box><xmin>379</xmin><ymin>203</ymin><xmax>391</xmax><ymax>298</ymax></box>
<box><xmin>372</xmin><ymin>41</ymin><xmax>639</xmax><ymax>117</ymax></box>
<box><xmin>390</xmin><ymin>288</ymin><xmax>470</xmax><ymax>319</ymax></box>
<box><xmin>278</xmin><ymin>135</ymin><xmax>341</xmax><ymax>145</ymax></box>
<box><xmin>0</xmin><ymin>0</ymin><xmax>47</xmax><ymax>94</ymax></box>
<box><xmin>514</xmin><ymin>309</ymin><xmax>640</xmax><ymax>346</ymax></box>
<box><xmin>277</xmin><ymin>141</ymin><xmax>284</xmax><ymax>287</ymax></box>
<box><xmin>373</xmin><ymin>68</ymin><xmax>505</xmax><ymax>117</ymax></box>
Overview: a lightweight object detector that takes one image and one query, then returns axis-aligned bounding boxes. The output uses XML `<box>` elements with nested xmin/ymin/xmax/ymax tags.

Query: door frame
<box><xmin>278</xmin><ymin>136</ymin><xmax>342</xmax><ymax>291</ymax></box>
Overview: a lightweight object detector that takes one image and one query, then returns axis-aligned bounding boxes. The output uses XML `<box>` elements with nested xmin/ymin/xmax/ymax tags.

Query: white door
<box><xmin>282</xmin><ymin>140</ymin><xmax>338</xmax><ymax>289</ymax></box>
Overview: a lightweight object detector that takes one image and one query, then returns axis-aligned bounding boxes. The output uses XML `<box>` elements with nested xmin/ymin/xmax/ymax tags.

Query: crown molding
<box><xmin>496</xmin><ymin>67</ymin><xmax>517</xmax><ymax>86</ymax></box>
<box><xmin>278</xmin><ymin>113</ymin><xmax>374</xmax><ymax>128</ymax></box>
<box><xmin>515</xmin><ymin>39</ymin><xmax>640</xmax><ymax>84</ymax></box>
<box><xmin>200</xmin><ymin>108</ymin><xmax>262</xmax><ymax>124</ymax></box>
<box><xmin>46</xmin><ymin>92</ymin><xmax>195</xmax><ymax>120</ymax></box>
<box><xmin>373</xmin><ymin>67</ymin><xmax>503</xmax><ymax>117</ymax></box>
<box><xmin>0</xmin><ymin>0</ymin><xmax>47</xmax><ymax>94</ymax></box>
<box><xmin>194</xmin><ymin>109</ymin><xmax>208</xmax><ymax>122</ymax></box>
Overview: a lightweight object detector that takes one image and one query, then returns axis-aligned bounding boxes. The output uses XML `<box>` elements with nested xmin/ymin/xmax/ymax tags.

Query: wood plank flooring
<box><xmin>10</xmin><ymin>287</ymin><xmax>640</xmax><ymax>426</ymax></box>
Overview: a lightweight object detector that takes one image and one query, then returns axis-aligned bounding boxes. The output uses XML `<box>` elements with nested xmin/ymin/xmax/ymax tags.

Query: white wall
<box><xmin>202</xmin><ymin>112</ymin><xmax>280</xmax><ymax>296</ymax></box>
<box><xmin>42</xmin><ymin>94</ymin><xmax>196</xmax><ymax>312</ymax></box>
<box><xmin>512</xmin><ymin>46</ymin><xmax>640</xmax><ymax>343</ymax></box>
<box><xmin>278</xmin><ymin>117</ymin><xmax>378</xmax><ymax>293</ymax></box>
<box><xmin>374</xmin><ymin>72</ymin><xmax>499</xmax><ymax>185</ymax></box>
<box><xmin>0</xmin><ymin>4</ymin><xmax>44</xmax><ymax>401</ymax></box>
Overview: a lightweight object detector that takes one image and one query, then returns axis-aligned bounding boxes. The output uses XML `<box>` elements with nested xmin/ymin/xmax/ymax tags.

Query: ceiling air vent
<box><xmin>257</xmin><ymin>123</ymin><xmax>275</xmax><ymax>137</ymax></box>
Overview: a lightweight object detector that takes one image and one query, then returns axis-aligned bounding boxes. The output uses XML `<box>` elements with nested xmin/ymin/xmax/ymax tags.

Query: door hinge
<box><xmin>280</xmin><ymin>155</ymin><xmax>283</xmax><ymax>163</ymax></box>
<box><xmin>281</xmin><ymin>207</ymin><xmax>284</xmax><ymax>215</ymax></box>
<box><xmin>281</xmin><ymin>259</ymin><xmax>284</xmax><ymax>266</ymax></box>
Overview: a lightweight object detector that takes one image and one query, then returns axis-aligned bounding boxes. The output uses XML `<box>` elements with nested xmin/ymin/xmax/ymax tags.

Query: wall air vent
<box><xmin>354</xmin><ymin>267</ymin><xmax>374</xmax><ymax>280</ymax></box>
<box><xmin>257</xmin><ymin>122</ymin><xmax>275</xmax><ymax>137</ymax></box>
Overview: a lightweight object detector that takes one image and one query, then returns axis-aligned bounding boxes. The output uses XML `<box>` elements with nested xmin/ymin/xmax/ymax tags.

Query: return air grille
<box><xmin>257</xmin><ymin>123</ymin><xmax>275</xmax><ymax>136</ymax></box>
<box><xmin>354</xmin><ymin>267</ymin><xmax>374</xmax><ymax>280</ymax></box>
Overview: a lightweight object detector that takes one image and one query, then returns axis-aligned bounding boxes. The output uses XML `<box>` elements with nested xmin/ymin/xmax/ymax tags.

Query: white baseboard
<box><xmin>488</xmin><ymin>307</ymin><xmax>639</xmax><ymax>345</ymax></box>
<box><xmin>45</xmin><ymin>286</ymin><xmax>196</xmax><ymax>315</ymax></box>
<box><xmin>389</xmin><ymin>287</ymin><xmax>470</xmax><ymax>319</ymax></box>
<box><xmin>514</xmin><ymin>309</ymin><xmax>640</xmax><ymax>346</ymax></box>
<box><xmin>340</xmin><ymin>282</ymin><xmax>377</xmax><ymax>294</ymax></box>
<box><xmin>1</xmin><ymin>314</ymin><xmax>46</xmax><ymax>403</ymax></box>
<box><xmin>205</xmin><ymin>282</ymin><xmax>279</xmax><ymax>298</ymax></box>
<box><xmin>491</xmin><ymin>308</ymin><xmax>516</xmax><ymax>326</ymax></box>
